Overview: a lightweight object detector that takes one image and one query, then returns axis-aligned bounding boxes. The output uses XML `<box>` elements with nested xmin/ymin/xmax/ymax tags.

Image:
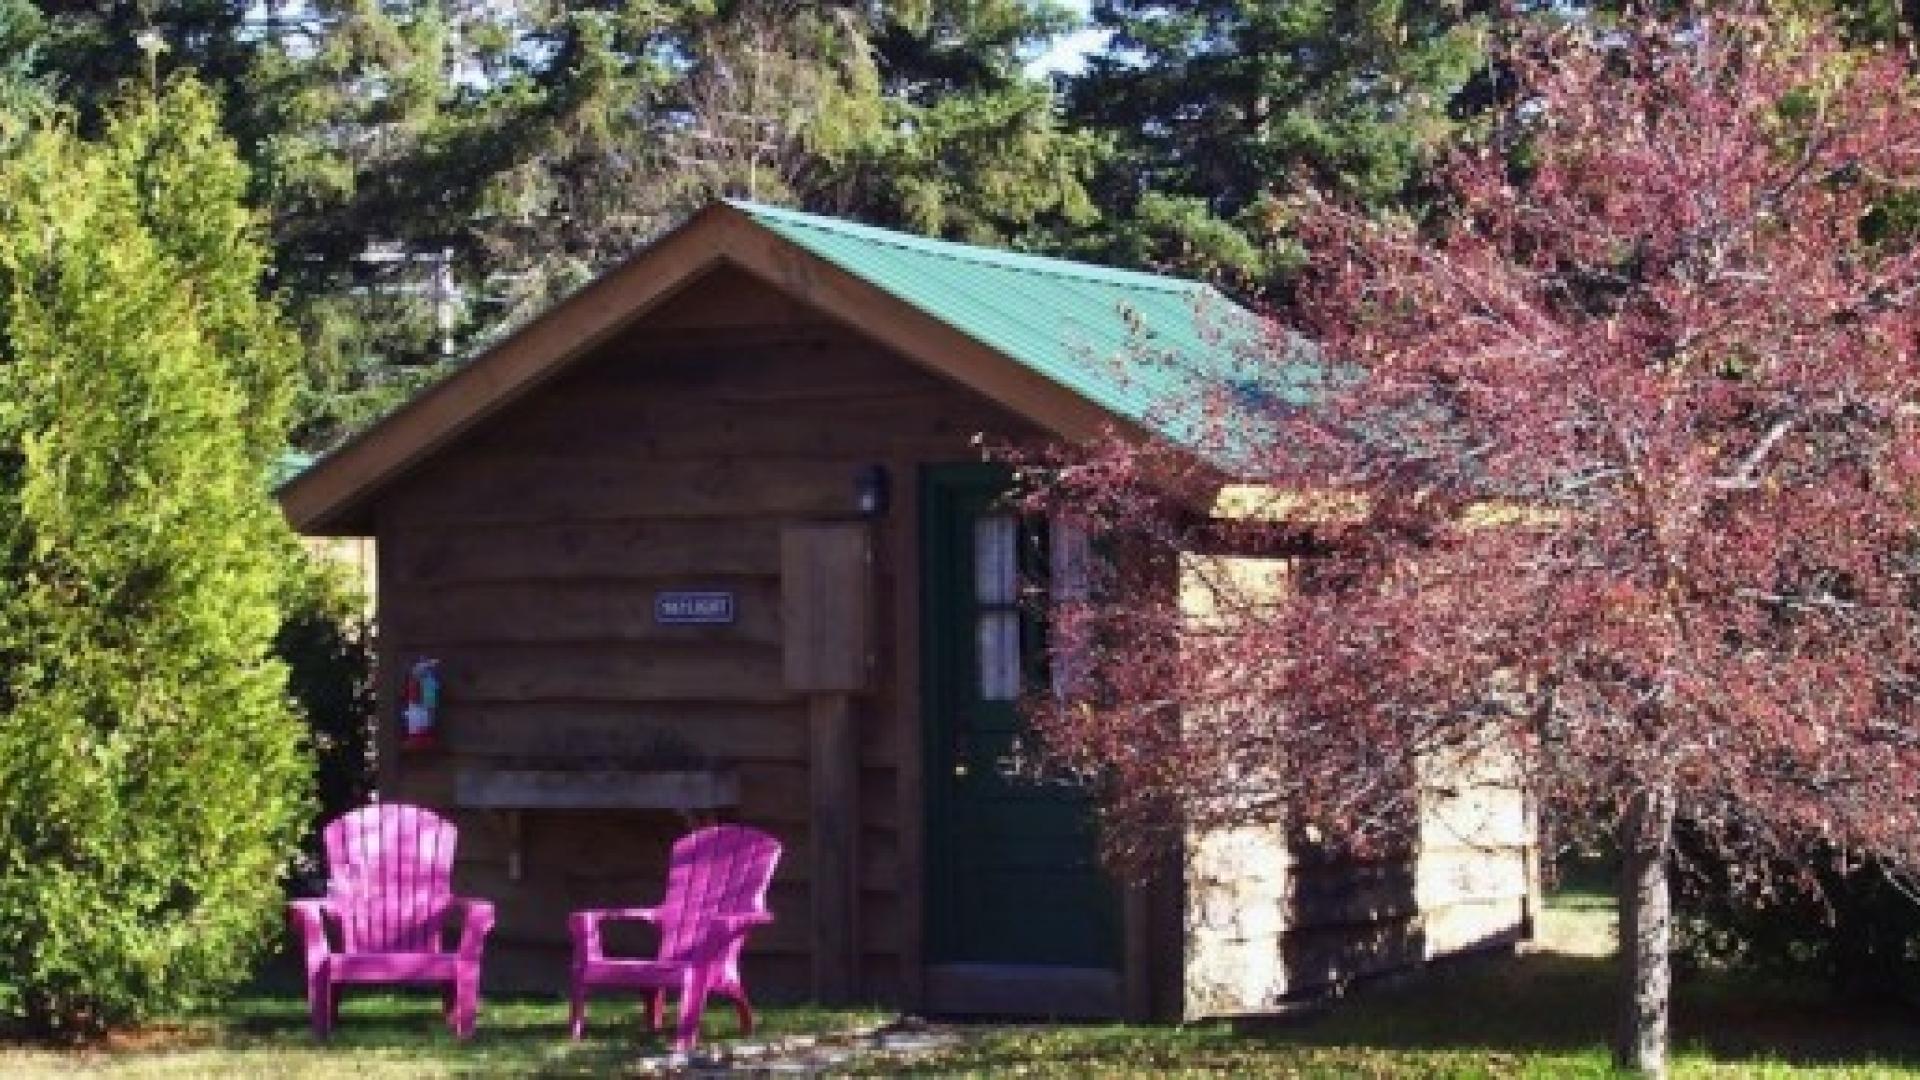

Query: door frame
<box><xmin>914</xmin><ymin>462</ymin><xmax>1137</xmax><ymax>1017</ymax></box>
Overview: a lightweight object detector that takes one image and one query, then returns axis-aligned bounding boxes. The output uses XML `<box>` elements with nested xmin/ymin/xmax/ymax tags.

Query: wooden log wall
<box><xmin>369</xmin><ymin>267</ymin><xmax>1038</xmax><ymax>999</ymax></box>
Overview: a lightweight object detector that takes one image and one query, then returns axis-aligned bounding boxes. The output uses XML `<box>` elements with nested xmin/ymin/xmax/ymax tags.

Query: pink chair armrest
<box><xmin>567</xmin><ymin>906</ymin><xmax>663</xmax><ymax>962</ymax></box>
<box><xmin>703</xmin><ymin>910</ymin><xmax>775</xmax><ymax>950</ymax></box>
<box><xmin>449</xmin><ymin>897</ymin><xmax>496</xmax><ymax>961</ymax></box>
<box><xmin>288</xmin><ymin>899</ymin><xmax>336</xmax><ymax>973</ymax></box>
<box><xmin>713</xmin><ymin>911</ymin><xmax>774</xmax><ymax>933</ymax></box>
<box><xmin>574</xmin><ymin>906</ymin><xmax>665</xmax><ymax>925</ymax></box>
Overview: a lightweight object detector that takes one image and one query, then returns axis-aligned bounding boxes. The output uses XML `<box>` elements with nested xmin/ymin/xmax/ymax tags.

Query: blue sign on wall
<box><xmin>654</xmin><ymin>590</ymin><xmax>737</xmax><ymax>625</ymax></box>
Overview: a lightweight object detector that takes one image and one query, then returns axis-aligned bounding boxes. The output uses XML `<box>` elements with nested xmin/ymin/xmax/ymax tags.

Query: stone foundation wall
<box><xmin>1182</xmin><ymin>824</ymin><xmax>1292</xmax><ymax>1016</ymax></box>
<box><xmin>1179</xmin><ymin>746</ymin><xmax>1536</xmax><ymax>1019</ymax></box>
<box><xmin>1415</xmin><ymin>745</ymin><xmax>1535</xmax><ymax>959</ymax></box>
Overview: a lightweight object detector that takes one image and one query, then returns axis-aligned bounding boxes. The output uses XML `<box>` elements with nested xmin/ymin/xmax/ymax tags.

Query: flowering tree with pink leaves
<box><xmin>1025</xmin><ymin>6</ymin><xmax>1920</xmax><ymax>1073</ymax></box>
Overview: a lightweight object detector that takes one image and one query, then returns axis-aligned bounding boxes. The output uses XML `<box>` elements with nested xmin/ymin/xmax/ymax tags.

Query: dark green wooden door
<box><xmin>922</xmin><ymin>464</ymin><xmax>1120</xmax><ymax>970</ymax></box>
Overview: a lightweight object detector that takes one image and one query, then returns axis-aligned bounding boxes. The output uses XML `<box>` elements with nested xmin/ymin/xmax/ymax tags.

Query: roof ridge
<box><xmin>726</xmin><ymin>199</ymin><xmax>1213</xmax><ymax>297</ymax></box>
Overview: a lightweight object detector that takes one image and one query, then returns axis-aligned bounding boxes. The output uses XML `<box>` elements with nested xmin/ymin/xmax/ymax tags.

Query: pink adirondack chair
<box><xmin>288</xmin><ymin>803</ymin><xmax>495</xmax><ymax>1039</ymax></box>
<box><xmin>567</xmin><ymin>825</ymin><xmax>781</xmax><ymax>1049</ymax></box>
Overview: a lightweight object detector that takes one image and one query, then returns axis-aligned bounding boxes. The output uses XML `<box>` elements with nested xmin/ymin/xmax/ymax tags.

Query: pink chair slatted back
<box><xmin>658</xmin><ymin>826</ymin><xmax>782</xmax><ymax>967</ymax></box>
<box><xmin>323</xmin><ymin>803</ymin><xmax>459</xmax><ymax>954</ymax></box>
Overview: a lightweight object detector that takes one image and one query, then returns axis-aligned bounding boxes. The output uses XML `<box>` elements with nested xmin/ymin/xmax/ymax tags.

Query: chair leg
<box><xmin>647</xmin><ymin>989</ymin><xmax>664</xmax><ymax>1033</ymax></box>
<box><xmin>673</xmin><ymin>968</ymin><xmax>711</xmax><ymax>1052</ymax></box>
<box><xmin>453</xmin><ymin>968</ymin><xmax>480</xmax><ymax>1040</ymax></box>
<box><xmin>732</xmin><ymin>991</ymin><xmax>755</xmax><ymax>1037</ymax></box>
<box><xmin>307</xmin><ymin>969</ymin><xmax>333</xmax><ymax>1040</ymax></box>
<box><xmin>568</xmin><ymin>974</ymin><xmax>588</xmax><ymax>1041</ymax></box>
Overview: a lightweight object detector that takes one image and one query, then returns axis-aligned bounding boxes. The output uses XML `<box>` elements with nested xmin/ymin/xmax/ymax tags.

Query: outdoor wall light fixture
<box><xmin>855</xmin><ymin>464</ymin><xmax>891</xmax><ymax>518</ymax></box>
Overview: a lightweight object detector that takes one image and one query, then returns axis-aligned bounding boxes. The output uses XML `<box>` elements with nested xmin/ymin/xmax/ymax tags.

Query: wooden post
<box><xmin>782</xmin><ymin>522</ymin><xmax>872</xmax><ymax>1003</ymax></box>
<box><xmin>887</xmin><ymin>459</ymin><xmax>927</xmax><ymax>1010</ymax></box>
<box><xmin>809</xmin><ymin>692</ymin><xmax>859</xmax><ymax>1002</ymax></box>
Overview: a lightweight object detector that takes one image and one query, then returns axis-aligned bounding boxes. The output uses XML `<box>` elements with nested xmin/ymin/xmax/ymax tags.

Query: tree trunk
<box><xmin>1615</xmin><ymin>786</ymin><xmax>1676</xmax><ymax>1077</ymax></box>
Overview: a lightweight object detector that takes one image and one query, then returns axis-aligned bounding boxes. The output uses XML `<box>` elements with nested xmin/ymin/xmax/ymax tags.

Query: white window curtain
<box><xmin>1049</xmin><ymin>514</ymin><xmax>1093</xmax><ymax>701</ymax></box>
<box><xmin>974</xmin><ymin>515</ymin><xmax>1021</xmax><ymax>701</ymax></box>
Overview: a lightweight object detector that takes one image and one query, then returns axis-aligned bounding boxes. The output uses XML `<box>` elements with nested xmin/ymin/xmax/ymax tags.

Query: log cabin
<box><xmin>277</xmin><ymin>200</ymin><xmax>1536</xmax><ymax>1019</ymax></box>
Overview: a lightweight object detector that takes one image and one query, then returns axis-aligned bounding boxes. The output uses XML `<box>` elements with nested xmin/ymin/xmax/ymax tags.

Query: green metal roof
<box><xmin>273</xmin><ymin>449</ymin><xmax>315</xmax><ymax>486</ymax></box>
<box><xmin>731</xmin><ymin>201</ymin><xmax>1314</xmax><ymax>455</ymax></box>
<box><xmin>280</xmin><ymin>203</ymin><xmax>1316</xmax><ymax>502</ymax></box>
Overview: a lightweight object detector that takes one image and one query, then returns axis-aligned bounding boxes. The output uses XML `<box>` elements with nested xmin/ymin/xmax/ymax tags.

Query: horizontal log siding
<box><xmin>374</xmin><ymin>278</ymin><xmax>1039</xmax><ymax>999</ymax></box>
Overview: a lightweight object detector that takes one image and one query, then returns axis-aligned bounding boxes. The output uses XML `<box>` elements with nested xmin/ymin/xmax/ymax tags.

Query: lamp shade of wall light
<box><xmin>855</xmin><ymin>464</ymin><xmax>891</xmax><ymax>518</ymax></box>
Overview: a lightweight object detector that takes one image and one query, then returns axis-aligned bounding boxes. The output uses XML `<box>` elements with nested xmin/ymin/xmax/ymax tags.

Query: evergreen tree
<box><xmin>5</xmin><ymin>3</ymin><xmax>1100</xmax><ymax>447</ymax></box>
<box><xmin>1066</xmin><ymin>0</ymin><xmax>1492</xmax><ymax>294</ymax></box>
<box><xmin>0</xmin><ymin>0</ymin><xmax>46</xmax><ymax>131</ymax></box>
<box><xmin>0</xmin><ymin>80</ymin><xmax>310</xmax><ymax>1035</ymax></box>
<box><xmin>219</xmin><ymin>0</ymin><xmax>1099</xmax><ymax>447</ymax></box>
<box><xmin>853</xmin><ymin>0</ymin><xmax>1103</xmax><ymax>243</ymax></box>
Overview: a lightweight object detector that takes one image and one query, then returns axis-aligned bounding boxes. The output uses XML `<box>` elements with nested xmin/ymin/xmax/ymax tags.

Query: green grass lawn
<box><xmin>895</xmin><ymin>957</ymin><xmax>1920</xmax><ymax>1078</ymax></box>
<box><xmin>893</xmin><ymin>891</ymin><xmax>1920</xmax><ymax>1077</ymax></box>
<box><xmin>6</xmin><ymin>893</ymin><xmax>1920</xmax><ymax>1076</ymax></box>
<box><xmin>0</xmin><ymin>993</ymin><xmax>888</xmax><ymax>1077</ymax></box>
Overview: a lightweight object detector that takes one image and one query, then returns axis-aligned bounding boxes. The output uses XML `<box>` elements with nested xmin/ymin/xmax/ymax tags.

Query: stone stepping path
<box><xmin>634</xmin><ymin>1016</ymin><xmax>971</xmax><ymax>1076</ymax></box>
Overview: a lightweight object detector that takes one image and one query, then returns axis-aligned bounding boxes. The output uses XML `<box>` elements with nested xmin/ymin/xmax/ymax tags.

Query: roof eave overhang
<box><xmin>279</xmin><ymin>202</ymin><xmax>1190</xmax><ymax>536</ymax></box>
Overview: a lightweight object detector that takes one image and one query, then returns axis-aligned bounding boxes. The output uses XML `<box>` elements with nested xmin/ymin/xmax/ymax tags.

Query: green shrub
<box><xmin>0</xmin><ymin>82</ymin><xmax>311</xmax><ymax>1036</ymax></box>
<box><xmin>1673</xmin><ymin>833</ymin><xmax>1920</xmax><ymax>1004</ymax></box>
<box><xmin>276</xmin><ymin>555</ymin><xmax>375</xmax><ymax>888</ymax></box>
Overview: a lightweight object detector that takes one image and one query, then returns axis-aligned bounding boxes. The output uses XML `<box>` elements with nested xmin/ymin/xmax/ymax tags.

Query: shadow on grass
<box><xmin>197</xmin><ymin>951</ymin><xmax>621</xmax><ymax>1071</ymax></box>
<box><xmin>171</xmin><ymin>983</ymin><xmax>891</xmax><ymax>1079</ymax></box>
<box><xmin>912</xmin><ymin>950</ymin><xmax>1920</xmax><ymax>1078</ymax></box>
<box><xmin>0</xmin><ymin>945</ymin><xmax>854</xmax><ymax>1078</ymax></box>
<box><xmin>1242</xmin><ymin>948</ymin><xmax>1920</xmax><ymax>1072</ymax></box>
<box><xmin>203</xmin><ymin>991</ymin><xmax>660</xmax><ymax>1075</ymax></box>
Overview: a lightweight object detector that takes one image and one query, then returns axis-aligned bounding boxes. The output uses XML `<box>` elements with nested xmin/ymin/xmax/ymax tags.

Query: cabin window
<box><xmin>974</xmin><ymin>514</ymin><xmax>1021</xmax><ymax>700</ymax></box>
<box><xmin>1048</xmin><ymin>516</ymin><xmax>1091</xmax><ymax>699</ymax></box>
